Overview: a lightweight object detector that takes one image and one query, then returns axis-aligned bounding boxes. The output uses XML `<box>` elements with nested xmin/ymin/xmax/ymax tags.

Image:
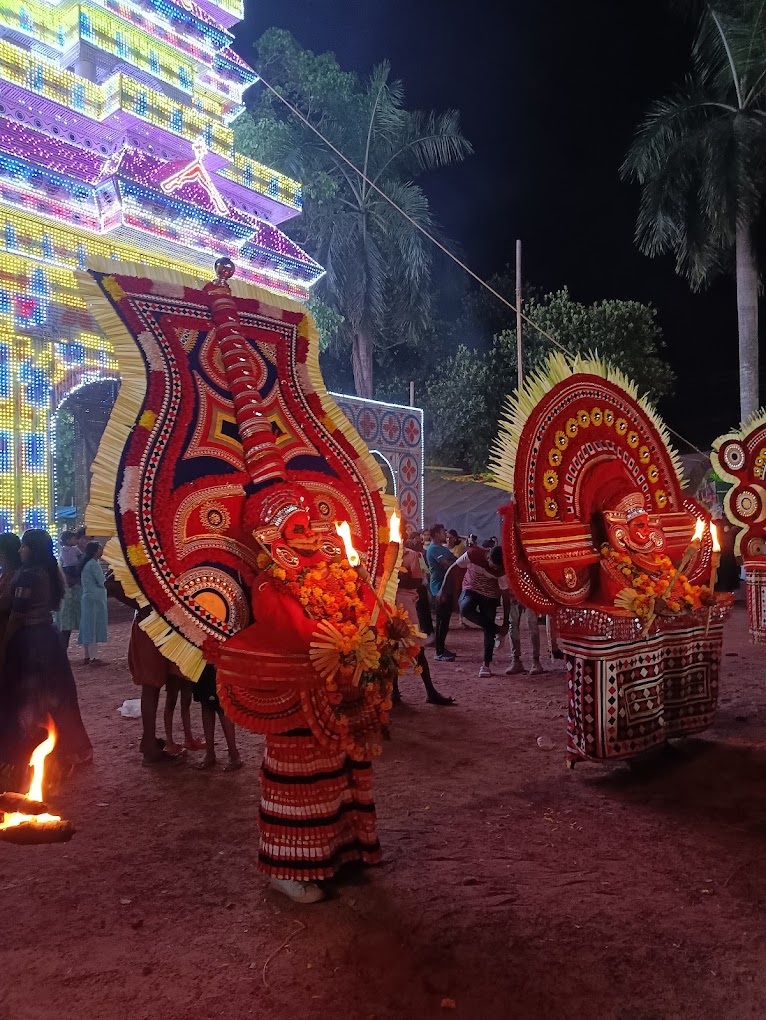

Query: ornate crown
<box><xmin>614</xmin><ymin>493</ymin><xmax>648</xmax><ymax>524</ymax></box>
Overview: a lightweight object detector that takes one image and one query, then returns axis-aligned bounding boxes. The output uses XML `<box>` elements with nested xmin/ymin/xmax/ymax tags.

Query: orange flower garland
<box><xmin>601</xmin><ymin>544</ymin><xmax>706</xmax><ymax>619</ymax></box>
<box><xmin>260</xmin><ymin>554</ymin><xmax>420</xmax><ymax>758</ymax></box>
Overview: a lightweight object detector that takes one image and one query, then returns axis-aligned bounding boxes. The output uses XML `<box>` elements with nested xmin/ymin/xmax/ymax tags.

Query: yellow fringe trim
<box><xmin>78</xmin><ymin>255</ymin><xmax>391</xmax><ymax>680</ymax></box>
<box><xmin>490</xmin><ymin>351</ymin><xmax>684</xmax><ymax>493</ymax></box>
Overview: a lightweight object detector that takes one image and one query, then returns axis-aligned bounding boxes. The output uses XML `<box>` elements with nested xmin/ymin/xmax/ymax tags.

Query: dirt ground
<box><xmin>2</xmin><ymin>600</ymin><xmax>766</xmax><ymax>1020</ymax></box>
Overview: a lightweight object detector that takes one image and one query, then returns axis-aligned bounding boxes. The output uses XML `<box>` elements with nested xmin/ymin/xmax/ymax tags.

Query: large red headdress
<box><xmin>79</xmin><ymin>257</ymin><xmax>393</xmax><ymax>679</ymax></box>
<box><xmin>491</xmin><ymin>353</ymin><xmax>713</xmax><ymax>614</ymax></box>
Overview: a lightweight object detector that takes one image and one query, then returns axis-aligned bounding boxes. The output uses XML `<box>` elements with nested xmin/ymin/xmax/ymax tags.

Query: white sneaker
<box><xmin>270</xmin><ymin>878</ymin><xmax>326</xmax><ymax>904</ymax></box>
<box><xmin>478</xmin><ymin>665</ymin><xmax>493</xmax><ymax>678</ymax></box>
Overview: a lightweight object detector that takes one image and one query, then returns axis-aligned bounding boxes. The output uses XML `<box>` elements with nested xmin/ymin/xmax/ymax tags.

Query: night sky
<box><xmin>233</xmin><ymin>0</ymin><xmax>742</xmax><ymax>449</ymax></box>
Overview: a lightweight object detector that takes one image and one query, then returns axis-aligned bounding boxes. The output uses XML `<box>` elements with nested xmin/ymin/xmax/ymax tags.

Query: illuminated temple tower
<box><xmin>0</xmin><ymin>0</ymin><xmax>324</xmax><ymax>531</ymax></box>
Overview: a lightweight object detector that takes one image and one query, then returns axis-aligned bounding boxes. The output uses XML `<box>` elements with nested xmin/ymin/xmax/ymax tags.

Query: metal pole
<box><xmin>516</xmin><ymin>238</ymin><xmax>523</xmax><ymax>386</ymax></box>
<box><xmin>409</xmin><ymin>380</ymin><xmax>415</xmax><ymax>407</ymax></box>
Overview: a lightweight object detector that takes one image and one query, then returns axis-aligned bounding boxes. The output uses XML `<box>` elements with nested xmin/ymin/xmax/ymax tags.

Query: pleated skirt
<box><xmin>258</xmin><ymin>729</ymin><xmax>382</xmax><ymax>881</ymax></box>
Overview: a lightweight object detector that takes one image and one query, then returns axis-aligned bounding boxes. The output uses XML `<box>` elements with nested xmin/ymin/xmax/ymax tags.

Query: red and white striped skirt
<box><xmin>258</xmin><ymin>729</ymin><xmax>382</xmax><ymax>881</ymax></box>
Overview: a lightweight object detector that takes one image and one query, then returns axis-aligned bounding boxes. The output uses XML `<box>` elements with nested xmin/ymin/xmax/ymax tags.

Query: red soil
<box><xmin>1</xmin><ymin>601</ymin><xmax>766</xmax><ymax>1020</ymax></box>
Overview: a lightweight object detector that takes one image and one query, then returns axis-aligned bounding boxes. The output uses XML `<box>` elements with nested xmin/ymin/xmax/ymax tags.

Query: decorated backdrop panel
<box><xmin>331</xmin><ymin>394</ymin><xmax>423</xmax><ymax>529</ymax></box>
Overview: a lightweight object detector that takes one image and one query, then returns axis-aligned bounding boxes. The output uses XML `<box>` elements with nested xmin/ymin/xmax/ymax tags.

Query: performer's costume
<box><xmin>80</xmin><ymin>258</ymin><xmax>417</xmax><ymax>887</ymax></box>
<box><xmin>712</xmin><ymin>414</ymin><xmax>766</xmax><ymax>643</ymax></box>
<box><xmin>492</xmin><ymin>354</ymin><xmax>732</xmax><ymax>767</ymax></box>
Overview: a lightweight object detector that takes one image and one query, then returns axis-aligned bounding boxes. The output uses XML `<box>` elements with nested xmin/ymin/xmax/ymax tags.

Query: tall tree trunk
<box><xmin>736</xmin><ymin>218</ymin><xmax>760</xmax><ymax>421</ymax></box>
<box><xmin>352</xmin><ymin>329</ymin><xmax>374</xmax><ymax>398</ymax></box>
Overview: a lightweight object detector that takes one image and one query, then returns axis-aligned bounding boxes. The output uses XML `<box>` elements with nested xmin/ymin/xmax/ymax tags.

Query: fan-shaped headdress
<box><xmin>712</xmin><ymin>409</ymin><xmax>766</xmax><ymax>558</ymax></box>
<box><xmin>79</xmin><ymin>257</ymin><xmax>394</xmax><ymax>680</ymax></box>
<box><xmin>491</xmin><ymin>352</ymin><xmax>712</xmax><ymax>614</ymax></box>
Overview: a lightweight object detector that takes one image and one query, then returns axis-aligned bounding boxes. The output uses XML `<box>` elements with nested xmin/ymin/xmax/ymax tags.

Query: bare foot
<box><xmin>195</xmin><ymin>756</ymin><xmax>217</xmax><ymax>770</ymax></box>
<box><xmin>223</xmin><ymin>757</ymin><xmax>243</xmax><ymax>772</ymax></box>
<box><xmin>184</xmin><ymin>737</ymin><xmax>206</xmax><ymax>752</ymax></box>
<box><xmin>164</xmin><ymin>741</ymin><xmax>186</xmax><ymax>756</ymax></box>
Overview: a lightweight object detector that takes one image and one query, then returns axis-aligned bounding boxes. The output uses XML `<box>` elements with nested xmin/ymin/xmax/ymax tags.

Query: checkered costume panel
<box><xmin>562</xmin><ymin>619</ymin><xmax>723</xmax><ymax>764</ymax></box>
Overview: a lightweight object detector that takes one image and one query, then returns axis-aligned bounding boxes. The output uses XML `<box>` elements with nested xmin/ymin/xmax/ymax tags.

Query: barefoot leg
<box><xmin>217</xmin><ymin>708</ymin><xmax>241</xmax><ymax>768</ymax></box>
<box><xmin>199</xmin><ymin>702</ymin><xmax>217</xmax><ymax>766</ymax></box>
<box><xmin>140</xmin><ymin>685</ymin><xmax>161</xmax><ymax>755</ymax></box>
<box><xmin>163</xmin><ymin>677</ymin><xmax>183</xmax><ymax>754</ymax></box>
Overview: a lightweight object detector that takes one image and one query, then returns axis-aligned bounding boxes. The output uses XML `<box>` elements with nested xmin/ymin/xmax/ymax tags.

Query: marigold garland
<box><xmin>260</xmin><ymin>554</ymin><xmax>420</xmax><ymax>758</ymax></box>
<box><xmin>601</xmin><ymin>543</ymin><xmax>706</xmax><ymax>619</ymax></box>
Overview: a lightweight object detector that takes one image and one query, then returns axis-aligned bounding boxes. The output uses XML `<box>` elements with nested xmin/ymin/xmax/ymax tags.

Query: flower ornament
<box><xmin>548</xmin><ymin>448</ymin><xmax>563</xmax><ymax>467</ymax></box>
<box><xmin>627</xmin><ymin>430</ymin><xmax>640</xmax><ymax>449</ymax></box>
<box><xmin>265</xmin><ymin>554</ymin><xmax>419</xmax><ymax>759</ymax></box>
<box><xmin>639</xmin><ymin>445</ymin><xmax>651</xmax><ymax>465</ymax></box>
<box><xmin>554</xmin><ymin>430</ymin><xmax>569</xmax><ymax>451</ymax></box>
<box><xmin>603</xmin><ymin>408</ymin><xmax>615</xmax><ymax>427</ymax></box>
<box><xmin>310</xmin><ymin>620</ymin><xmax>380</xmax><ymax>684</ymax></box>
<box><xmin>565</xmin><ymin>417</ymin><xmax>579</xmax><ymax>438</ymax></box>
<box><xmin>602</xmin><ymin>543</ymin><xmax>704</xmax><ymax>622</ymax></box>
<box><xmin>544</xmin><ymin>496</ymin><xmax>558</xmax><ymax>518</ymax></box>
<box><xmin>590</xmin><ymin>407</ymin><xmax>603</xmax><ymax>426</ymax></box>
<box><xmin>543</xmin><ymin>469</ymin><xmax>558</xmax><ymax>492</ymax></box>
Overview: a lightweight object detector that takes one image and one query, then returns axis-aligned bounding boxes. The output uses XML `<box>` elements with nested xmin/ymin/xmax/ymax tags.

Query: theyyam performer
<box><xmin>712</xmin><ymin>414</ymin><xmax>766</xmax><ymax>644</ymax></box>
<box><xmin>491</xmin><ymin>353</ymin><xmax>732</xmax><ymax>767</ymax></box>
<box><xmin>80</xmin><ymin>256</ymin><xmax>419</xmax><ymax>903</ymax></box>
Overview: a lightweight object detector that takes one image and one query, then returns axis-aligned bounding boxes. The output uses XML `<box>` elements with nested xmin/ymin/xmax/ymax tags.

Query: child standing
<box><xmin>193</xmin><ymin>666</ymin><xmax>242</xmax><ymax>771</ymax></box>
<box><xmin>78</xmin><ymin>542</ymin><xmax>108</xmax><ymax>664</ymax></box>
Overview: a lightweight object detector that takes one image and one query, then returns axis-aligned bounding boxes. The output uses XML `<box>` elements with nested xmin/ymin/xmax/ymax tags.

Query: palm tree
<box><xmin>236</xmin><ymin>32</ymin><xmax>472</xmax><ymax>398</ymax></box>
<box><xmin>622</xmin><ymin>1</ymin><xmax>766</xmax><ymax>420</ymax></box>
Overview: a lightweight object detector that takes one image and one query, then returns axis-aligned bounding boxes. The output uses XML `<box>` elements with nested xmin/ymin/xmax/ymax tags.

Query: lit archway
<box><xmin>52</xmin><ymin>377</ymin><xmax>120</xmax><ymax>529</ymax></box>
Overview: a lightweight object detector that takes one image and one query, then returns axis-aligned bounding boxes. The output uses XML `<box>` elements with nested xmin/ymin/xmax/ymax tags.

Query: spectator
<box><xmin>0</xmin><ymin>529</ymin><xmax>92</xmax><ymax>783</ymax></box>
<box><xmin>0</xmin><ymin>532</ymin><xmax>21</xmax><ymax>647</ymax></box>
<box><xmin>507</xmin><ymin>602</ymin><xmax>544</xmax><ymax>675</ymax></box>
<box><xmin>78</xmin><ymin>541</ymin><xmax>108</xmax><ymax>665</ymax></box>
<box><xmin>58</xmin><ymin>530</ymin><xmax>82</xmax><ymax>650</ymax></box>
<box><xmin>404</xmin><ymin>534</ymin><xmax>435</xmax><ymax>644</ymax></box>
<box><xmin>395</xmin><ymin>545</ymin><xmax>453</xmax><ymax>705</ymax></box>
<box><xmin>426</xmin><ymin>523</ymin><xmax>457</xmax><ymax>661</ymax></box>
<box><xmin>447</xmin><ymin>529</ymin><xmax>466</xmax><ymax>558</ymax></box>
<box><xmin>443</xmin><ymin>543</ymin><xmax>510</xmax><ymax>677</ymax></box>
<box><xmin>193</xmin><ymin>666</ymin><xmax>242</xmax><ymax>771</ymax></box>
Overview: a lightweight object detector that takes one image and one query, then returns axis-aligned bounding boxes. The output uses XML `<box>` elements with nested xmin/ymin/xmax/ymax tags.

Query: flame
<box><xmin>334</xmin><ymin>521</ymin><xmax>360</xmax><ymax>567</ymax></box>
<box><xmin>0</xmin><ymin>719</ymin><xmax>60</xmax><ymax>829</ymax></box>
<box><xmin>710</xmin><ymin>522</ymin><xmax>721</xmax><ymax>553</ymax></box>
<box><xmin>389</xmin><ymin>511</ymin><xmax>401</xmax><ymax>544</ymax></box>
<box><xmin>693</xmin><ymin>517</ymin><xmax>705</xmax><ymax>542</ymax></box>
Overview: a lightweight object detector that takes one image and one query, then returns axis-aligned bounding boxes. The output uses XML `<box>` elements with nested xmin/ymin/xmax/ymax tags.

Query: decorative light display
<box><xmin>0</xmin><ymin>0</ymin><xmax>322</xmax><ymax>532</ymax></box>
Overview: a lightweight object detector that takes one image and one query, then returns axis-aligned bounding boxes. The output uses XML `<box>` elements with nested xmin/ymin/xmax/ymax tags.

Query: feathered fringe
<box><xmin>78</xmin><ymin>256</ymin><xmax>392</xmax><ymax>680</ymax></box>
<box><xmin>489</xmin><ymin>351</ymin><xmax>684</xmax><ymax>493</ymax></box>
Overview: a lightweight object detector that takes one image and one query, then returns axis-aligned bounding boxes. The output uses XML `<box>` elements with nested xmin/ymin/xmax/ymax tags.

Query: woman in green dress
<box><xmin>78</xmin><ymin>542</ymin><xmax>108</xmax><ymax>665</ymax></box>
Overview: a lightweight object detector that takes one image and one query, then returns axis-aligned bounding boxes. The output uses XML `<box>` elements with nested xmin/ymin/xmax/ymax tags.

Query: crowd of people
<box><xmin>401</xmin><ymin>522</ymin><xmax>546</xmax><ymax>679</ymax></box>
<box><xmin>0</xmin><ymin>520</ymin><xmax>546</xmax><ymax>791</ymax></box>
